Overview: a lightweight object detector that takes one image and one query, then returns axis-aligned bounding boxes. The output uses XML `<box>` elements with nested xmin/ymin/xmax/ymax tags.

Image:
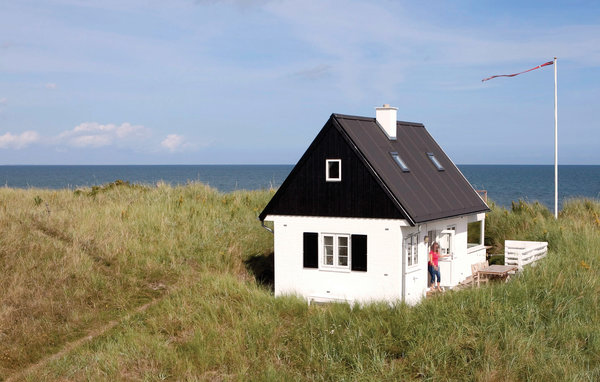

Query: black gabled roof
<box><xmin>259</xmin><ymin>113</ymin><xmax>489</xmax><ymax>224</ymax></box>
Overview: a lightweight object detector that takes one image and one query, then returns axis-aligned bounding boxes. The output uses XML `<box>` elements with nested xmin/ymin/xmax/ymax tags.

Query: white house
<box><xmin>259</xmin><ymin>105</ymin><xmax>489</xmax><ymax>305</ymax></box>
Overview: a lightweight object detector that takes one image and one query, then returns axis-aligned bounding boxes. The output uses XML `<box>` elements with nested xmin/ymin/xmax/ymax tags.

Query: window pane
<box><xmin>440</xmin><ymin>233</ymin><xmax>451</xmax><ymax>255</ymax></box>
<box><xmin>338</xmin><ymin>236</ymin><xmax>348</xmax><ymax>267</ymax></box>
<box><xmin>328</xmin><ymin>161</ymin><xmax>340</xmax><ymax>179</ymax></box>
<box><xmin>428</xmin><ymin>230</ymin><xmax>436</xmax><ymax>249</ymax></box>
<box><xmin>325</xmin><ymin>244</ymin><xmax>334</xmax><ymax>265</ymax></box>
<box><xmin>412</xmin><ymin>235</ymin><xmax>419</xmax><ymax>264</ymax></box>
<box><xmin>324</xmin><ymin>235</ymin><xmax>334</xmax><ymax>265</ymax></box>
<box><xmin>468</xmin><ymin>221</ymin><xmax>483</xmax><ymax>247</ymax></box>
<box><xmin>391</xmin><ymin>152</ymin><xmax>410</xmax><ymax>172</ymax></box>
<box><xmin>405</xmin><ymin>238</ymin><xmax>412</xmax><ymax>266</ymax></box>
<box><xmin>427</xmin><ymin>153</ymin><xmax>444</xmax><ymax>171</ymax></box>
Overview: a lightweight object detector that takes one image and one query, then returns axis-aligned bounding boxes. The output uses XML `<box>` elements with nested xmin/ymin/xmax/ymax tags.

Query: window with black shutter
<box><xmin>321</xmin><ymin>234</ymin><xmax>350</xmax><ymax>269</ymax></box>
<box><xmin>303</xmin><ymin>232</ymin><xmax>318</xmax><ymax>268</ymax></box>
<box><xmin>351</xmin><ymin>234</ymin><xmax>367</xmax><ymax>271</ymax></box>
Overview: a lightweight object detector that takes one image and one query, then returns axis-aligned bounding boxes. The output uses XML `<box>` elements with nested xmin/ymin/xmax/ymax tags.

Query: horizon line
<box><xmin>0</xmin><ymin>163</ymin><xmax>599</xmax><ymax>166</ymax></box>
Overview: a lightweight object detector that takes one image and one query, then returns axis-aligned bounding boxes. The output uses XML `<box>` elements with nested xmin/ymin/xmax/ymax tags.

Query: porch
<box><xmin>436</xmin><ymin>243</ymin><xmax>487</xmax><ymax>289</ymax></box>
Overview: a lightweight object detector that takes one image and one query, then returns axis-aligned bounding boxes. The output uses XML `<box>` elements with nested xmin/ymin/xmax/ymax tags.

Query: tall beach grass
<box><xmin>0</xmin><ymin>183</ymin><xmax>598</xmax><ymax>380</ymax></box>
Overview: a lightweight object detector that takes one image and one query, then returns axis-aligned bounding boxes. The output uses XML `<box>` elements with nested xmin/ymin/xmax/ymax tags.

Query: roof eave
<box><xmin>412</xmin><ymin>206</ymin><xmax>491</xmax><ymax>224</ymax></box>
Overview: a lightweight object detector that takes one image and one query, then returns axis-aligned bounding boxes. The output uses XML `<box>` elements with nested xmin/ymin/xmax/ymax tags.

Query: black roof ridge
<box><xmin>332</xmin><ymin>113</ymin><xmax>424</xmax><ymax>127</ymax></box>
<box><xmin>396</xmin><ymin>120</ymin><xmax>425</xmax><ymax>127</ymax></box>
<box><xmin>332</xmin><ymin>113</ymin><xmax>374</xmax><ymax>121</ymax></box>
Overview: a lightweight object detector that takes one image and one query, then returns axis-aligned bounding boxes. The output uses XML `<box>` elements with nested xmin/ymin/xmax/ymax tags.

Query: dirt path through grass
<box><xmin>4</xmin><ymin>291</ymin><xmax>170</xmax><ymax>382</ymax></box>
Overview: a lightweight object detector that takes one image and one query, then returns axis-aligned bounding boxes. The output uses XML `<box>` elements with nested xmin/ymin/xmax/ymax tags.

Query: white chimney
<box><xmin>375</xmin><ymin>104</ymin><xmax>398</xmax><ymax>140</ymax></box>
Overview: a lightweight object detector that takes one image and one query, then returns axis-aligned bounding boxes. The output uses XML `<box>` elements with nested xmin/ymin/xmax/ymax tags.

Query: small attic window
<box><xmin>427</xmin><ymin>152</ymin><xmax>444</xmax><ymax>171</ymax></box>
<box><xmin>390</xmin><ymin>152</ymin><xmax>409</xmax><ymax>172</ymax></box>
<box><xmin>326</xmin><ymin>159</ymin><xmax>341</xmax><ymax>182</ymax></box>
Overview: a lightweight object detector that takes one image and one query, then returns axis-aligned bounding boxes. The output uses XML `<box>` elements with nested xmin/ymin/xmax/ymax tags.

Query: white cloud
<box><xmin>45</xmin><ymin>82</ymin><xmax>57</xmax><ymax>89</ymax></box>
<box><xmin>0</xmin><ymin>122</ymin><xmax>168</xmax><ymax>152</ymax></box>
<box><xmin>58</xmin><ymin>122</ymin><xmax>149</xmax><ymax>147</ymax></box>
<box><xmin>0</xmin><ymin>131</ymin><xmax>40</xmax><ymax>149</ymax></box>
<box><xmin>160</xmin><ymin>134</ymin><xmax>186</xmax><ymax>152</ymax></box>
<box><xmin>69</xmin><ymin>134</ymin><xmax>113</xmax><ymax>147</ymax></box>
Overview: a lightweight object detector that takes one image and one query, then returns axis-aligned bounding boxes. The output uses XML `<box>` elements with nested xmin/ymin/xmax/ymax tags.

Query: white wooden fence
<box><xmin>504</xmin><ymin>240</ymin><xmax>548</xmax><ymax>271</ymax></box>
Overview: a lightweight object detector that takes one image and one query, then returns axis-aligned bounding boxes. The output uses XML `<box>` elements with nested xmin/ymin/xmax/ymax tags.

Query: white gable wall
<box><xmin>266</xmin><ymin>215</ymin><xmax>410</xmax><ymax>304</ymax></box>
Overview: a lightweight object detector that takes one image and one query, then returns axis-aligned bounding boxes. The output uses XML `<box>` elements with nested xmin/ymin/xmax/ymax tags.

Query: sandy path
<box><xmin>5</xmin><ymin>292</ymin><xmax>168</xmax><ymax>382</ymax></box>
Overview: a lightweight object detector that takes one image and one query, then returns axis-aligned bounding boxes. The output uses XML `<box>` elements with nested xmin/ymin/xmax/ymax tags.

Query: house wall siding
<box><xmin>267</xmin><ymin>213</ymin><xmax>486</xmax><ymax>304</ymax></box>
<box><xmin>269</xmin><ymin>215</ymin><xmax>410</xmax><ymax>303</ymax></box>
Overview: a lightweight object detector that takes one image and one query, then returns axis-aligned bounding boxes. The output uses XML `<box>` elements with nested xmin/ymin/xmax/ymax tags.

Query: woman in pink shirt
<box><xmin>428</xmin><ymin>242</ymin><xmax>447</xmax><ymax>292</ymax></box>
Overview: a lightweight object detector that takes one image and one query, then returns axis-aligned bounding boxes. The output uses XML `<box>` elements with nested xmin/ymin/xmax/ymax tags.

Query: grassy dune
<box><xmin>1</xmin><ymin>183</ymin><xmax>599</xmax><ymax>381</ymax></box>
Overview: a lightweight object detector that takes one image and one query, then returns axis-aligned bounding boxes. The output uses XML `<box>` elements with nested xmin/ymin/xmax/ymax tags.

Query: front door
<box><xmin>438</xmin><ymin>229</ymin><xmax>455</xmax><ymax>286</ymax></box>
<box><xmin>403</xmin><ymin>233</ymin><xmax>426</xmax><ymax>304</ymax></box>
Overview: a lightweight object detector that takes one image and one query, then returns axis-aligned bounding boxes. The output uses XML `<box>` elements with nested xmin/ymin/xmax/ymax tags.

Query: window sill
<box><xmin>467</xmin><ymin>244</ymin><xmax>485</xmax><ymax>254</ymax></box>
<box><xmin>319</xmin><ymin>267</ymin><xmax>352</xmax><ymax>273</ymax></box>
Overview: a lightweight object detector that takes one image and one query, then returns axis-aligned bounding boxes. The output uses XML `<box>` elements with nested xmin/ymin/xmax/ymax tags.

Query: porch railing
<box><xmin>504</xmin><ymin>240</ymin><xmax>548</xmax><ymax>271</ymax></box>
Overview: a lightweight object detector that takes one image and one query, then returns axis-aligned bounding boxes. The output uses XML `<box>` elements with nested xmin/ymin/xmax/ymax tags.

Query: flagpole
<box><xmin>554</xmin><ymin>57</ymin><xmax>558</xmax><ymax>219</ymax></box>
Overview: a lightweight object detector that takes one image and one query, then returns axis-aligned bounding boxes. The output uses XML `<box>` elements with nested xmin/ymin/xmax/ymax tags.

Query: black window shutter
<box><xmin>351</xmin><ymin>234</ymin><xmax>367</xmax><ymax>271</ymax></box>
<box><xmin>303</xmin><ymin>232</ymin><xmax>318</xmax><ymax>268</ymax></box>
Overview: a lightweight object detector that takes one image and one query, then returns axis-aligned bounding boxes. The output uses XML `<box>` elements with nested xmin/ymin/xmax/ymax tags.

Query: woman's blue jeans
<box><xmin>428</xmin><ymin>264</ymin><xmax>441</xmax><ymax>284</ymax></box>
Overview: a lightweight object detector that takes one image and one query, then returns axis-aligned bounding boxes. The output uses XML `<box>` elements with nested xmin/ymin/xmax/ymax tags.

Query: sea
<box><xmin>0</xmin><ymin>164</ymin><xmax>598</xmax><ymax>211</ymax></box>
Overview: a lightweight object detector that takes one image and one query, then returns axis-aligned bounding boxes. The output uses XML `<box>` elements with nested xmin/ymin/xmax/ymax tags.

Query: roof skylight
<box><xmin>427</xmin><ymin>152</ymin><xmax>444</xmax><ymax>171</ymax></box>
<box><xmin>390</xmin><ymin>152</ymin><xmax>410</xmax><ymax>172</ymax></box>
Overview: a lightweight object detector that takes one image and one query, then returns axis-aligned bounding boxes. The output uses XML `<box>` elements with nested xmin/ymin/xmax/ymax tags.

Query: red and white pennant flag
<box><xmin>482</xmin><ymin>60</ymin><xmax>554</xmax><ymax>82</ymax></box>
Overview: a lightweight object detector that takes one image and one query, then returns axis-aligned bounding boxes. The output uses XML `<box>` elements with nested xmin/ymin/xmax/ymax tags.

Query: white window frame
<box><xmin>325</xmin><ymin>159</ymin><xmax>342</xmax><ymax>182</ymax></box>
<box><xmin>321</xmin><ymin>233</ymin><xmax>350</xmax><ymax>271</ymax></box>
<box><xmin>467</xmin><ymin>219</ymin><xmax>485</xmax><ymax>249</ymax></box>
<box><xmin>404</xmin><ymin>233</ymin><xmax>419</xmax><ymax>268</ymax></box>
<box><xmin>439</xmin><ymin>229</ymin><xmax>455</xmax><ymax>259</ymax></box>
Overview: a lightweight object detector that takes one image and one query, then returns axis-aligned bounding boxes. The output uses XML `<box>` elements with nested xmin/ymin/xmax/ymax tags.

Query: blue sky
<box><xmin>1</xmin><ymin>0</ymin><xmax>599</xmax><ymax>165</ymax></box>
